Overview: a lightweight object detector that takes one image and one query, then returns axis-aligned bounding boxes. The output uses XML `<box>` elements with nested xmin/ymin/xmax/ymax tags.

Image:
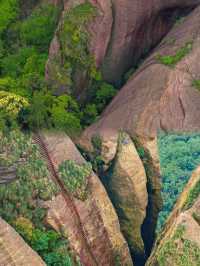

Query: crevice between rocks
<box><xmin>121</xmin><ymin>5</ymin><xmax>197</xmax><ymax>87</ymax></box>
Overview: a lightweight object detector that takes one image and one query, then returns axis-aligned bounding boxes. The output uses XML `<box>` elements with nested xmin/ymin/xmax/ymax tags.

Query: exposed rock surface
<box><xmin>106</xmin><ymin>132</ymin><xmax>148</xmax><ymax>264</ymax></box>
<box><xmin>146</xmin><ymin>165</ymin><xmax>200</xmax><ymax>266</ymax></box>
<box><xmin>81</xmin><ymin>5</ymin><xmax>200</xmax><ymax>144</ymax></box>
<box><xmin>46</xmin><ymin>0</ymin><xmax>200</xmax><ymax>92</ymax></box>
<box><xmin>0</xmin><ymin>217</ymin><xmax>45</xmax><ymax>266</ymax></box>
<box><xmin>40</xmin><ymin>132</ymin><xmax>133</xmax><ymax>266</ymax></box>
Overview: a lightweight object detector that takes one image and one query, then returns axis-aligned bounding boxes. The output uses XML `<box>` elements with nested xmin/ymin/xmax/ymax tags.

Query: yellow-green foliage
<box><xmin>59</xmin><ymin>160</ymin><xmax>92</xmax><ymax>200</ymax></box>
<box><xmin>55</xmin><ymin>2</ymin><xmax>98</xmax><ymax>88</ymax></box>
<box><xmin>14</xmin><ymin>217</ymin><xmax>75</xmax><ymax>266</ymax></box>
<box><xmin>14</xmin><ymin>217</ymin><xmax>34</xmax><ymax>242</ymax></box>
<box><xmin>157</xmin><ymin>225</ymin><xmax>200</xmax><ymax>266</ymax></box>
<box><xmin>0</xmin><ymin>90</ymin><xmax>29</xmax><ymax>117</ymax></box>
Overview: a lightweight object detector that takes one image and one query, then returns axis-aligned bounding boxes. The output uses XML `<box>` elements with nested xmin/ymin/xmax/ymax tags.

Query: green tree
<box><xmin>0</xmin><ymin>0</ymin><xmax>19</xmax><ymax>35</ymax></box>
<box><xmin>51</xmin><ymin>95</ymin><xmax>82</xmax><ymax>135</ymax></box>
<box><xmin>20</xmin><ymin>4</ymin><xmax>60</xmax><ymax>51</ymax></box>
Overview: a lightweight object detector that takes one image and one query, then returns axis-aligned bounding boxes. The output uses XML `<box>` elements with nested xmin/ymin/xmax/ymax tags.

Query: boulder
<box><xmin>106</xmin><ymin>132</ymin><xmax>148</xmax><ymax>264</ymax></box>
<box><xmin>0</xmin><ymin>217</ymin><xmax>45</xmax><ymax>266</ymax></box>
<box><xmin>40</xmin><ymin>132</ymin><xmax>133</xmax><ymax>266</ymax></box>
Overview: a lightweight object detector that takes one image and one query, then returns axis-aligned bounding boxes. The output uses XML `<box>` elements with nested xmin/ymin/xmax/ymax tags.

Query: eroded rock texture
<box><xmin>146</xmin><ymin>165</ymin><xmax>200</xmax><ymax>266</ymax></box>
<box><xmin>0</xmin><ymin>217</ymin><xmax>45</xmax><ymax>266</ymax></box>
<box><xmin>46</xmin><ymin>0</ymin><xmax>200</xmax><ymax>93</ymax></box>
<box><xmin>40</xmin><ymin>132</ymin><xmax>133</xmax><ymax>266</ymax></box>
<box><xmin>82</xmin><ymin>5</ymin><xmax>200</xmax><ymax>143</ymax></box>
<box><xmin>106</xmin><ymin>132</ymin><xmax>148</xmax><ymax>264</ymax></box>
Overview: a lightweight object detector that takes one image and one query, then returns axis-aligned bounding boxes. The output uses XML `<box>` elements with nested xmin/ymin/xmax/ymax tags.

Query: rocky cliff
<box><xmin>46</xmin><ymin>0</ymin><xmax>200</xmax><ymax>94</ymax></box>
<box><xmin>38</xmin><ymin>131</ymin><xmax>133</xmax><ymax>266</ymax></box>
<box><xmin>2</xmin><ymin>1</ymin><xmax>200</xmax><ymax>265</ymax></box>
<box><xmin>0</xmin><ymin>217</ymin><xmax>45</xmax><ymax>266</ymax></box>
<box><xmin>146</xmin><ymin>165</ymin><xmax>200</xmax><ymax>266</ymax></box>
<box><xmin>81</xmin><ymin>5</ymin><xmax>200</xmax><ymax>145</ymax></box>
<box><xmin>105</xmin><ymin>132</ymin><xmax>148</xmax><ymax>264</ymax></box>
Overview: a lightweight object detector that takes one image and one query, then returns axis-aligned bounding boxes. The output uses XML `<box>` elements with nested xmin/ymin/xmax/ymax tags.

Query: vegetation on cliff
<box><xmin>0</xmin><ymin>1</ymin><xmax>117</xmax><ymax>136</ymax></box>
<box><xmin>157</xmin><ymin>132</ymin><xmax>200</xmax><ymax>230</ymax></box>
<box><xmin>59</xmin><ymin>159</ymin><xmax>92</xmax><ymax>200</ymax></box>
<box><xmin>157</xmin><ymin>42</ymin><xmax>193</xmax><ymax>66</ymax></box>
<box><xmin>0</xmin><ymin>130</ymin><xmax>76</xmax><ymax>265</ymax></box>
<box><xmin>157</xmin><ymin>225</ymin><xmax>200</xmax><ymax>266</ymax></box>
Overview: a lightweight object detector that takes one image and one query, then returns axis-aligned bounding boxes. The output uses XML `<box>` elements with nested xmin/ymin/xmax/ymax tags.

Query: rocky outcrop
<box><xmin>106</xmin><ymin>132</ymin><xmax>148</xmax><ymax>264</ymax></box>
<box><xmin>146</xmin><ymin>165</ymin><xmax>200</xmax><ymax>266</ymax></box>
<box><xmin>40</xmin><ymin>132</ymin><xmax>133</xmax><ymax>266</ymax></box>
<box><xmin>46</xmin><ymin>0</ymin><xmax>200</xmax><ymax>93</ymax></box>
<box><xmin>79</xmin><ymin>131</ymin><xmax>162</xmax><ymax>264</ymax></box>
<box><xmin>0</xmin><ymin>217</ymin><xmax>45</xmax><ymax>266</ymax></box>
<box><xmin>81</xmin><ymin>5</ymin><xmax>200</xmax><ymax>144</ymax></box>
<box><xmin>101</xmin><ymin>0</ymin><xmax>200</xmax><ymax>86</ymax></box>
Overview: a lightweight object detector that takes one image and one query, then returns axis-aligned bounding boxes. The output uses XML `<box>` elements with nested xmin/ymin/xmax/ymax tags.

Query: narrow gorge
<box><xmin>1</xmin><ymin>0</ymin><xmax>200</xmax><ymax>266</ymax></box>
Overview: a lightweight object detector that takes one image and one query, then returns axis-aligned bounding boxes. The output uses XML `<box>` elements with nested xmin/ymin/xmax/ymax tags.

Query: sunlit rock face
<box><xmin>46</xmin><ymin>0</ymin><xmax>200</xmax><ymax>94</ymax></box>
<box><xmin>81</xmin><ymin>5</ymin><xmax>200</xmax><ymax>144</ymax></box>
<box><xmin>0</xmin><ymin>217</ymin><xmax>45</xmax><ymax>266</ymax></box>
<box><xmin>106</xmin><ymin>132</ymin><xmax>148</xmax><ymax>264</ymax></box>
<box><xmin>41</xmin><ymin>132</ymin><xmax>133</xmax><ymax>266</ymax></box>
<box><xmin>146</xmin><ymin>166</ymin><xmax>200</xmax><ymax>266</ymax></box>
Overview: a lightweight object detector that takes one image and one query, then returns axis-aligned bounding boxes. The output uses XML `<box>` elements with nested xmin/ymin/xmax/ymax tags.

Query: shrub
<box><xmin>14</xmin><ymin>217</ymin><xmax>74</xmax><ymax>266</ymax></box>
<box><xmin>59</xmin><ymin>160</ymin><xmax>92</xmax><ymax>200</ymax></box>
<box><xmin>157</xmin><ymin>225</ymin><xmax>200</xmax><ymax>266</ymax></box>
<box><xmin>1</xmin><ymin>47</ymin><xmax>37</xmax><ymax>78</ymax></box>
<box><xmin>20</xmin><ymin>4</ymin><xmax>60</xmax><ymax>51</ymax></box>
<box><xmin>95</xmin><ymin>83</ymin><xmax>117</xmax><ymax>112</ymax></box>
<box><xmin>0</xmin><ymin>131</ymin><xmax>58</xmax><ymax>225</ymax></box>
<box><xmin>54</xmin><ymin>2</ymin><xmax>96</xmax><ymax>89</ymax></box>
<box><xmin>157</xmin><ymin>42</ymin><xmax>193</xmax><ymax>66</ymax></box>
<box><xmin>0</xmin><ymin>0</ymin><xmax>19</xmax><ymax>35</ymax></box>
<box><xmin>51</xmin><ymin>94</ymin><xmax>82</xmax><ymax>135</ymax></box>
<box><xmin>192</xmin><ymin>79</ymin><xmax>200</xmax><ymax>91</ymax></box>
<box><xmin>81</xmin><ymin>104</ymin><xmax>98</xmax><ymax>125</ymax></box>
<box><xmin>0</xmin><ymin>90</ymin><xmax>29</xmax><ymax>117</ymax></box>
<box><xmin>26</xmin><ymin>90</ymin><xmax>53</xmax><ymax>129</ymax></box>
<box><xmin>184</xmin><ymin>180</ymin><xmax>200</xmax><ymax>209</ymax></box>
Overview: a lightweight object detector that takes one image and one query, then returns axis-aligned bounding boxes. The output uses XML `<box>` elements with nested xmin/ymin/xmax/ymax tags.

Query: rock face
<box><xmin>146</xmin><ymin>165</ymin><xmax>200</xmax><ymax>266</ymax></box>
<box><xmin>81</xmin><ymin>5</ymin><xmax>200</xmax><ymax>143</ymax></box>
<box><xmin>106</xmin><ymin>132</ymin><xmax>148</xmax><ymax>264</ymax></box>
<box><xmin>0</xmin><ymin>217</ymin><xmax>45</xmax><ymax>266</ymax></box>
<box><xmin>100</xmin><ymin>0</ymin><xmax>200</xmax><ymax>86</ymax></box>
<box><xmin>46</xmin><ymin>0</ymin><xmax>200</xmax><ymax>93</ymax></box>
<box><xmin>79</xmin><ymin>7</ymin><xmax>200</xmax><ymax>260</ymax></box>
<box><xmin>40</xmin><ymin>132</ymin><xmax>133</xmax><ymax>266</ymax></box>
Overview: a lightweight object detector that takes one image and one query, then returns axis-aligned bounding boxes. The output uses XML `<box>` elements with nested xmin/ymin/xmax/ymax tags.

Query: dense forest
<box><xmin>157</xmin><ymin>132</ymin><xmax>200</xmax><ymax>231</ymax></box>
<box><xmin>0</xmin><ymin>0</ymin><xmax>116</xmax><ymax>135</ymax></box>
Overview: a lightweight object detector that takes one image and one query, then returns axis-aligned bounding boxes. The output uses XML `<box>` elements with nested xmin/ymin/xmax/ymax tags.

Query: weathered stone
<box><xmin>81</xmin><ymin>6</ymin><xmax>200</xmax><ymax>144</ymax></box>
<box><xmin>107</xmin><ymin>132</ymin><xmax>148</xmax><ymax>263</ymax></box>
<box><xmin>0</xmin><ymin>217</ymin><xmax>45</xmax><ymax>266</ymax></box>
<box><xmin>41</xmin><ymin>132</ymin><xmax>133</xmax><ymax>266</ymax></box>
<box><xmin>146</xmin><ymin>166</ymin><xmax>200</xmax><ymax>266</ymax></box>
<box><xmin>46</xmin><ymin>0</ymin><xmax>200</xmax><ymax>92</ymax></box>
